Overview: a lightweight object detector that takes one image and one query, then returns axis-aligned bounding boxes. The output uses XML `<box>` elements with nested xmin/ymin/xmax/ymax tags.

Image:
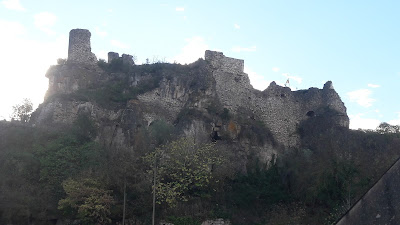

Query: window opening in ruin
<box><xmin>211</xmin><ymin>131</ymin><xmax>221</xmax><ymax>141</ymax></box>
<box><xmin>306</xmin><ymin>111</ymin><xmax>315</xmax><ymax>117</ymax></box>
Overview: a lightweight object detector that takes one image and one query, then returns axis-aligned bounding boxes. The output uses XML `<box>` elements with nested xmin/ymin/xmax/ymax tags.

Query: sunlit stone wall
<box><xmin>68</xmin><ymin>29</ymin><xmax>97</xmax><ymax>64</ymax></box>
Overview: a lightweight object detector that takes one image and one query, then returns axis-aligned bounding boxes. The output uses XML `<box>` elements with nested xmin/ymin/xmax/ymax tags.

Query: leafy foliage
<box><xmin>144</xmin><ymin>138</ymin><xmax>224</xmax><ymax>206</ymax></box>
<box><xmin>57</xmin><ymin>58</ymin><xmax>67</xmax><ymax>65</ymax></box>
<box><xmin>376</xmin><ymin>122</ymin><xmax>400</xmax><ymax>134</ymax></box>
<box><xmin>3</xmin><ymin>58</ymin><xmax>400</xmax><ymax>225</ymax></box>
<box><xmin>166</xmin><ymin>215</ymin><xmax>201</xmax><ymax>225</ymax></box>
<box><xmin>150</xmin><ymin>119</ymin><xmax>175</xmax><ymax>146</ymax></box>
<box><xmin>58</xmin><ymin>177</ymin><xmax>115</xmax><ymax>224</ymax></box>
<box><xmin>229</xmin><ymin>164</ymin><xmax>290</xmax><ymax>209</ymax></box>
<box><xmin>36</xmin><ymin>139</ymin><xmax>105</xmax><ymax>197</ymax></box>
<box><xmin>10</xmin><ymin>98</ymin><xmax>33</xmax><ymax>123</ymax></box>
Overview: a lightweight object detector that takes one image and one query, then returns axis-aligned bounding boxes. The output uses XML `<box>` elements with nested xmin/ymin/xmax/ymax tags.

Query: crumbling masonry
<box><xmin>68</xmin><ymin>29</ymin><xmax>97</xmax><ymax>64</ymax></box>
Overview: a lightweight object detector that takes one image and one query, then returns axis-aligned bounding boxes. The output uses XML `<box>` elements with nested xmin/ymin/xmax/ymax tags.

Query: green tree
<box><xmin>144</xmin><ymin>138</ymin><xmax>223</xmax><ymax>207</ymax></box>
<box><xmin>149</xmin><ymin>119</ymin><xmax>174</xmax><ymax>146</ymax></box>
<box><xmin>57</xmin><ymin>58</ymin><xmax>67</xmax><ymax>65</ymax></box>
<box><xmin>36</xmin><ymin>138</ymin><xmax>104</xmax><ymax>198</ymax></box>
<box><xmin>58</xmin><ymin>177</ymin><xmax>115</xmax><ymax>224</ymax></box>
<box><xmin>376</xmin><ymin>122</ymin><xmax>400</xmax><ymax>134</ymax></box>
<box><xmin>10</xmin><ymin>98</ymin><xmax>33</xmax><ymax>123</ymax></box>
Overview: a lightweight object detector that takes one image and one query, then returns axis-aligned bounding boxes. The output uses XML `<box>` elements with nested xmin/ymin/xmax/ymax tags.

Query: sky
<box><xmin>0</xmin><ymin>0</ymin><xmax>399</xmax><ymax>129</ymax></box>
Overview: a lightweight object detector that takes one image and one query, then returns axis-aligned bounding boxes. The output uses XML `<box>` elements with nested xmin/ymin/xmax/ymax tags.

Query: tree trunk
<box><xmin>152</xmin><ymin>156</ymin><xmax>157</xmax><ymax>225</ymax></box>
<box><xmin>123</xmin><ymin>177</ymin><xmax>126</xmax><ymax>225</ymax></box>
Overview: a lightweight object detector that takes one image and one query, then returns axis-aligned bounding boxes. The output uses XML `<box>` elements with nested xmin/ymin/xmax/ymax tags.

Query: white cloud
<box><xmin>234</xmin><ymin>24</ymin><xmax>240</xmax><ymax>29</ymax></box>
<box><xmin>0</xmin><ymin>20</ymin><xmax>67</xmax><ymax>119</ymax></box>
<box><xmin>231</xmin><ymin>46</ymin><xmax>256</xmax><ymax>53</ymax></box>
<box><xmin>95</xmin><ymin>27</ymin><xmax>107</xmax><ymax>37</ymax></box>
<box><xmin>176</xmin><ymin>7</ymin><xmax>184</xmax><ymax>11</ymax></box>
<box><xmin>245</xmin><ymin>67</ymin><xmax>275</xmax><ymax>91</ymax></box>
<box><xmin>272</xmin><ymin>67</ymin><xmax>280</xmax><ymax>72</ymax></box>
<box><xmin>172</xmin><ymin>36</ymin><xmax>208</xmax><ymax>64</ymax></box>
<box><xmin>347</xmin><ymin>89</ymin><xmax>375</xmax><ymax>108</ymax></box>
<box><xmin>282</xmin><ymin>73</ymin><xmax>302</xmax><ymax>84</ymax></box>
<box><xmin>34</xmin><ymin>12</ymin><xmax>57</xmax><ymax>35</ymax></box>
<box><xmin>0</xmin><ymin>20</ymin><xmax>26</xmax><ymax>36</ymax></box>
<box><xmin>367</xmin><ymin>83</ymin><xmax>380</xmax><ymax>88</ymax></box>
<box><xmin>1</xmin><ymin>0</ymin><xmax>26</xmax><ymax>11</ymax></box>
<box><xmin>389</xmin><ymin>112</ymin><xmax>400</xmax><ymax>125</ymax></box>
<box><xmin>95</xmin><ymin>50</ymin><xmax>108</xmax><ymax>61</ymax></box>
<box><xmin>349</xmin><ymin>114</ymin><xmax>381</xmax><ymax>130</ymax></box>
<box><xmin>110</xmin><ymin>40</ymin><xmax>130</xmax><ymax>49</ymax></box>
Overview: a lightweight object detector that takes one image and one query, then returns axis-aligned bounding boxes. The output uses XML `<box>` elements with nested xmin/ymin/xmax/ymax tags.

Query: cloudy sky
<box><xmin>0</xmin><ymin>0</ymin><xmax>399</xmax><ymax>129</ymax></box>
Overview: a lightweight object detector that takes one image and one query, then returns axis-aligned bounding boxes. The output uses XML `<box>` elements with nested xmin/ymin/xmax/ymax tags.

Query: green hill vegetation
<box><xmin>1</xmin><ymin>59</ymin><xmax>400</xmax><ymax>225</ymax></box>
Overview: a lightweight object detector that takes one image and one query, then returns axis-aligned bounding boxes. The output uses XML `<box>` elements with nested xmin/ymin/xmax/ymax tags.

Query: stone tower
<box><xmin>68</xmin><ymin>29</ymin><xmax>97</xmax><ymax>64</ymax></box>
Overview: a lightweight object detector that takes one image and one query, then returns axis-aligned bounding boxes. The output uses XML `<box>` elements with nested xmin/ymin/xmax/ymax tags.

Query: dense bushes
<box><xmin>228</xmin><ymin>164</ymin><xmax>290</xmax><ymax>209</ymax></box>
<box><xmin>1</xmin><ymin>116</ymin><xmax>400</xmax><ymax>224</ymax></box>
<box><xmin>0</xmin><ymin>118</ymin><xmax>108</xmax><ymax>224</ymax></box>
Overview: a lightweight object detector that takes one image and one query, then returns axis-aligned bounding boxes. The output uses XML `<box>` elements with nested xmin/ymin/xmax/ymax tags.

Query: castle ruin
<box><xmin>108</xmin><ymin>52</ymin><xmax>135</xmax><ymax>65</ymax></box>
<box><xmin>204</xmin><ymin>50</ymin><xmax>349</xmax><ymax>147</ymax></box>
<box><xmin>205</xmin><ymin>50</ymin><xmax>244</xmax><ymax>74</ymax></box>
<box><xmin>42</xmin><ymin>28</ymin><xmax>349</xmax><ymax>150</ymax></box>
<box><xmin>68</xmin><ymin>29</ymin><xmax>97</xmax><ymax>64</ymax></box>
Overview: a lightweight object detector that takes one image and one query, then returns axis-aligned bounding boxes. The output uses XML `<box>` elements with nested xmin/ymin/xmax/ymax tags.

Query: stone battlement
<box><xmin>68</xmin><ymin>29</ymin><xmax>97</xmax><ymax>64</ymax></box>
<box><xmin>108</xmin><ymin>52</ymin><xmax>135</xmax><ymax>66</ymax></box>
<box><xmin>205</xmin><ymin>50</ymin><xmax>244</xmax><ymax>74</ymax></box>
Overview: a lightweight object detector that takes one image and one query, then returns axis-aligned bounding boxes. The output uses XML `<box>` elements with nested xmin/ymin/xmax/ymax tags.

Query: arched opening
<box><xmin>211</xmin><ymin>131</ymin><xmax>222</xmax><ymax>141</ymax></box>
<box><xmin>306</xmin><ymin>111</ymin><xmax>315</xmax><ymax>117</ymax></box>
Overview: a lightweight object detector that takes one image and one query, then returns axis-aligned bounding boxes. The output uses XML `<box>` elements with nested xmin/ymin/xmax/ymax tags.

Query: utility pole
<box><xmin>122</xmin><ymin>177</ymin><xmax>126</xmax><ymax>225</ymax></box>
<box><xmin>152</xmin><ymin>154</ymin><xmax>157</xmax><ymax>225</ymax></box>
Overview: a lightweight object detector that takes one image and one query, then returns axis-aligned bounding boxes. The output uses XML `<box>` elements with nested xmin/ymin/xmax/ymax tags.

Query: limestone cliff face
<box><xmin>31</xmin><ymin>29</ymin><xmax>349</xmax><ymax>172</ymax></box>
<box><xmin>44</xmin><ymin>63</ymin><xmax>106</xmax><ymax>99</ymax></box>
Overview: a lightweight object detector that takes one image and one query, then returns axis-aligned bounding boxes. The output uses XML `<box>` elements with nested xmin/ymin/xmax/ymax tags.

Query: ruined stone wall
<box><xmin>205</xmin><ymin>50</ymin><xmax>349</xmax><ymax>147</ymax></box>
<box><xmin>257</xmin><ymin>83</ymin><xmax>349</xmax><ymax>146</ymax></box>
<box><xmin>68</xmin><ymin>29</ymin><xmax>97</xmax><ymax>64</ymax></box>
<box><xmin>205</xmin><ymin>50</ymin><xmax>244</xmax><ymax>74</ymax></box>
<box><xmin>122</xmin><ymin>54</ymin><xmax>134</xmax><ymax>65</ymax></box>
<box><xmin>205</xmin><ymin>51</ymin><xmax>252</xmax><ymax>113</ymax></box>
<box><xmin>108</xmin><ymin>52</ymin><xmax>119</xmax><ymax>63</ymax></box>
<box><xmin>107</xmin><ymin>51</ymin><xmax>135</xmax><ymax>65</ymax></box>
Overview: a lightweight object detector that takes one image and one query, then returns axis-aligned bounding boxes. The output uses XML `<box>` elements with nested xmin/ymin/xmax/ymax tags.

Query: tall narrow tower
<box><xmin>67</xmin><ymin>29</ymin><xmax>97</xmax><ymax>64</ymax></box>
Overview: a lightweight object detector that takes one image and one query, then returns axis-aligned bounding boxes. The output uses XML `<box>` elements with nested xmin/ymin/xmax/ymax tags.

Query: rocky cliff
<box><xmin>31</xmin><ymin>29</ymin><xmax>349</xmax><ymax>172</ymax></box>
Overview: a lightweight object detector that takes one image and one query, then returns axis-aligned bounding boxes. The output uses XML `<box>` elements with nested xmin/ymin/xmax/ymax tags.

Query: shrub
<box><xmin>57</xmin><ymin>58</ymin><xmax>67</xmax><ymax>65</ymax></box>
<box><xmin>166</xmin><ymin>216</ymin><xmax>201</xmax><ymax>225</ymax></box>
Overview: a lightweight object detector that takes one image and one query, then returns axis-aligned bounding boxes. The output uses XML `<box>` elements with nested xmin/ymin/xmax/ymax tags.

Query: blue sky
<box><xmin>0</xmin><ymin>0</ymin><xmax>399</xmax><ymax>129</ymax></box>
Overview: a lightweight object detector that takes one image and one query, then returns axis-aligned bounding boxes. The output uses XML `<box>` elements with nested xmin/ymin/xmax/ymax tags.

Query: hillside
<box><xmin>1</xmin><ymin>29</ymin><xmax>400</xmax><ymax>225</ymax></box>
